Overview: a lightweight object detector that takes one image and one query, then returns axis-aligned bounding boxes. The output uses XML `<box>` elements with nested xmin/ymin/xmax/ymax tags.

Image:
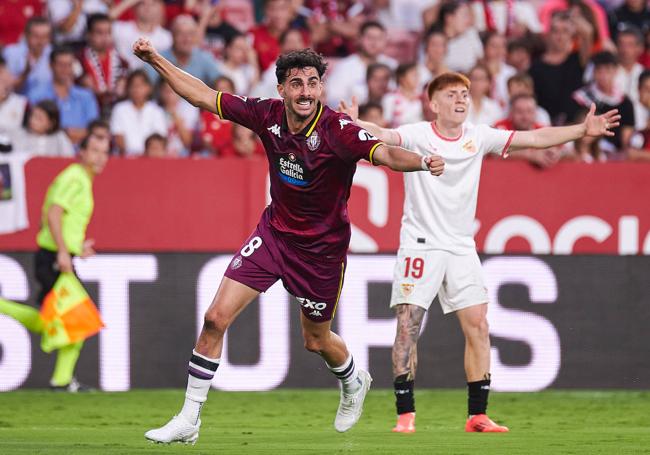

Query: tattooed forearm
<box><xmin>392</xmin><ymin>304</ymin><xmax>426</xmax><ymax>380</ymax></box>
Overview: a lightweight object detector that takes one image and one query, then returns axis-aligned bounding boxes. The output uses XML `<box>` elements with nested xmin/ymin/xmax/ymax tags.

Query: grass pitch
<box><xmin>0</xmin><ymin>389</ymin><xmax>648</xmax><ymax>454</ymax></box>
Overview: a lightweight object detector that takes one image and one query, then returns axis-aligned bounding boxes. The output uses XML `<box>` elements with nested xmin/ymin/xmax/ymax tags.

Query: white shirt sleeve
<box><xmin>477</xmin><ymin>124</ymin><xmax>514</xmax><ymax>157</ymax></box>
<box><xmin>395</xmin><ymin>123</ymin><xmax>425</xmax><ymax>154</ymax></box>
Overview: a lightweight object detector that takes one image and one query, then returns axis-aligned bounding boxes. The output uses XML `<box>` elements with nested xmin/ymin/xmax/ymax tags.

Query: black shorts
<box><xmin>34</xmin><ymin>248</ymin><xmax>77</xmax><ymax>306</ymax></box>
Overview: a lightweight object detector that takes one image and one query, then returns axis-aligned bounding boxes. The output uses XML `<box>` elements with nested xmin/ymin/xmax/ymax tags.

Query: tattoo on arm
<box><xmin>392</xmin><ymin>304</ymin><xmax>426</xmax><ymax>380</ymax></box>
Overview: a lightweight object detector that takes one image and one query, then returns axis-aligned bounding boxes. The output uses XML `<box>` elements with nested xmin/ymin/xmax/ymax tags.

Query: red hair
<box><xmin>427</xmin><ymin>72</ymin><xmax>471</xmax><ymax>99</ymax></box>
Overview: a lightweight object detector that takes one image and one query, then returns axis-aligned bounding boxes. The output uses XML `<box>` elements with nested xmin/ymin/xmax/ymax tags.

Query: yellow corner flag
<box><xmin>40</xmin><ymin>272</ymin><xmax>104</xmax><ymax>353</ymax></box>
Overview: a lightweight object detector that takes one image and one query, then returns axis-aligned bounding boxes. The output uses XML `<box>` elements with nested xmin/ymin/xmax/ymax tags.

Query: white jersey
<box><xmin>396</xmin><ymin>121</ymin><xmax>514</xmax><ymax>253</ymax></box>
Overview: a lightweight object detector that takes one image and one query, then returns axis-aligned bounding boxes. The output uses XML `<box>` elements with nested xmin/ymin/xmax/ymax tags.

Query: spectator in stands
<box><xmin>2</xmin><ymin>100</ymin><xmax>74</xmax><ymax>157</ymax></box>
<box><xmin>506</xmin><ymin>73</ymin><xmax>551</xmax><ymax>126</ymax></box>
<box><xmin>251</xmin><ymin>27</ymin><xmax>305</xmax><ymax>99</ymax></box>
<box><xmin>614</xmin><ymin>27</ymin><xmax>645</xmax><ymax>111</ymax></box>
<box><xmin>143</xmin><ymin>132</ymin><xmax>169</xmax><ymax>158</ymax></box>
<box><xmin>529</xmin><ymin>11</ymin><xmax>589</xmax><ymax>125</ymax></box>
<box><xmin>111</xmin><ymin>69</ymin><xmax>167</xmax><ymax>156</ymax></box>
<box><xmin>358</xmin><ymin>101</ymin><xmax>386</xmax><ymax>127</ymax></box>
<box><xmin>199</xmin><ymin>76</ymin><xmax>235</xmax><ymax>157</ymax></box>
<box><xmin>608</xmin><ymin>0</ymin><xmax>650</xmax><ymax>42</ymax></box>
<box><xmin>365</xmin><ymin>63</ymin><xmax>392</xmax><ymax>105</ymax></box>
<box><xmin>466</xmin><ymin>64</ymin><xmax>503</xmax><ymax>126</ymax></box>
<box><xmin>248</xmin><ymin>0</ymin><xmax>293</xmax><ymax>72</ymax></box>
<box><xmin>87</xmin><ymin>119</ymin><xmax>112</xmax><ymax>146</ymax></box>
<box><xmin>494</xmin><ymin>94</ymin><xmax>566</xmax><ymax>168</ymax></box>
<box><xmin>569</xmin><ymin>51</ymin><xmax>636</xmax><ymax>161</ymax></box>
<box><xmin>146</xmin><ymin>14</ymin><xmax>220</xmax><ymax>85</ymax></box>
<box><xmin>326</xmin><ymin>20</ymin><xmax>396</xmax><ymax>107</ymax></box>
<box><xmin>0</xmin><ymin>57</ymin><xmax>28</xmax><ymax>131</ymax></box>
<box><xmin>540</xmin><ymin>0</ymin><xmax>612</xmax><ymax>53</ymax></box>
<box><xmin>220</xmin><ymin>123</ymin><xmax>265</xmax><ymax>158</ymax></box>
<box><xmin>437</xmin><ymin>0</ymin><xmax>483</xmax><ymax>74</ymax></box>
<box><xmin>471</xmin><ymin>0</ymin><xmax>541</xmax><ymax>37</ymax></box>
<box><xmin>3</xmin><ymin>17</ymin><xmax>53</xmax><ymax>95</ymax></box>
<box><xmin>48</xmin><ymin>0</ymin><xmax>111</xmax><ymax>47</ymax></box>
<box><xmin>417</xmin><ymin>28</ymin><xmax>449</xmax><ymax>89</ymax></box>
<box><xmin>0</xmin><ymin>0</ymin><xmax>45</xmax><ymax>47</ymax></box>
<box><xmin>28</xmin><ymin>46</ymin><xmax>99</xmax><ymax>145</ymax></box>
<box><xmin>216</xmin><ymin>33</ymin><xmax>259</xmax><ymax>95</ymax></box>
<box><xmin>197</xmin><ymin>0</ymin><xmax>241</xmax><ymax>59</ymax></box>
<box><xmin>628</xmin><ymin>70</ymin><xmax>650</xmax><ymax>161</ymax></box>
<box><xmin>307</xmin><ymin>0</ymin><xmax>367</xmax><ymax>57</ymax></box>
<box><xmin>113</xmin><ymin>0</ymin><xmax>172</xmax><ymax>69</ymax></box>
<box><xmin>481</xmin><ymin>31</ymin><xmax>516</xmax><ymax>109</ymax></box>
<box><xmin>158</xmin><ymin>79</ymin><xmax>198</xmax><ymax>157</ymax></box>
<box><xmin>382</xmin><ymin>63</ymin><xmax>424</xmax><ymax>127</ymax></box>
<box><xmin>79</xmin><ymin>13</ymin><xmax>128</xmax><ymax>118</ymax></box>
<box><xmin>506</xmin><ymin>38</ymin><xmax>532</xmax><ymax>73</ymax></box>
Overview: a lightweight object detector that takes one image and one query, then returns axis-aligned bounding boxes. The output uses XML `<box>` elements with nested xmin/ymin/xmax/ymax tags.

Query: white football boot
<box><xmin>145</xmin><ymin>415</ymin><xmax>201</xmax><ymax>444</ymax></box>
<box><xmin>334</xmin><ymin>369</ymin><xmax>373</xmax><ymax>432</ymax></box>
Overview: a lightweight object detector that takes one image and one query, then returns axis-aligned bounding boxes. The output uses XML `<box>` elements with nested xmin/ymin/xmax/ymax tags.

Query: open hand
<box><xmin>338</xmin><ymin>96</ymin><xmax>359</xmax><ymax>122</ymax></box>
<box><xmin>424</xmin><ymin>154</ymin><xmax>444</xmax><ymax>176</ymax></box>
<box><xmin>133</xmin><ymin>38</ymin><xmax>158</xmax><ymax>64</ymax></box>
<box><xmin>81</xmin><ymin>239</ymin><xmax>96</xmax><ymax>258</ymax></box>
<box><xmin>584</xmin><ymin>103</ymin><xmax>620</xmax><ymax>137</ymax></box>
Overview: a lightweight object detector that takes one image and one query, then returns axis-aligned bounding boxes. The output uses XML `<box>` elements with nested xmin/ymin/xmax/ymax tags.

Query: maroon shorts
<box><xmin>224</xmin><ymin>212</ymin><xmax>347</xmax><ymax>323</ymax></box>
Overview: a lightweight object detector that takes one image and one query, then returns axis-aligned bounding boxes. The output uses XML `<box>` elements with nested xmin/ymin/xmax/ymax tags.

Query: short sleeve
<box><xmin>394</xmin><ymin>123</ymin><xmax>425</xmax><ymax>153</ymax></box>
<box><xmin>50</xmin><ymin>171</ymin><xmax>83</xmax><ymax>212</ymax></box>
<box><xmin>216</xmin><ymin>92</ymin><xmax>269</xmax><ymax>133</ymax></box>
<box><xmin>329</xmin><ymin>114</ymin><xmax>384</xmax><ymax>164</ymax></box>
<box><xmin>477</xmin><ymin>124</ymin><xmax>515</xmax><ymax>158</ymax></box>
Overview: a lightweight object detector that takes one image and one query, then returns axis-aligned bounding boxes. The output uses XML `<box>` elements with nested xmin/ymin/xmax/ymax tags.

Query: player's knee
<box><xmin>303</xmin><ymin>332</ymin><xmax>327</xmax><ymax>353</ymax></box>
<box><xmin>202</xmin><ymin>308</ymin><xmax>231</xmax><ymax>335</ymax></box>
<box><xmin>464</xmin><ymin>314</ymin><xmax>489</xmax><ymax>341</ymax></box>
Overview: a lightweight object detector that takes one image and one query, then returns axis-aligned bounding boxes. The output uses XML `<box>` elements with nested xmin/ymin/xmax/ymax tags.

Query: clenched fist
<box><xmin>133</xmin><ymin>38</ymin><xmax>157</xmax><ymax>64</ymax></box>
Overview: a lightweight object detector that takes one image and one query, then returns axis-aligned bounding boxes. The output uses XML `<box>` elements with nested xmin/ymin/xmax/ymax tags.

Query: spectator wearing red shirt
<box><xmin>248</xmin><ymin>0</ymin><xmax>293</xmax><ymax>72</ymax></box>
<box><xmin>199</xmin><ymin>75</ymin><xmax>235</xmax><ymax>156</ymax></box>
<box><xmin>306</xmin><ymin>0</ymin><xmax>366</xmax><ymax>57</ymax></box>
<box><xmin>220</xmin><ymin>123</ymin><xmax>265</xmax><ymax>158</ymax></box>
<box><xmin>0</xmin><ymin>0</ymin><xmax>44</xmax><ymax>46</ymax></box>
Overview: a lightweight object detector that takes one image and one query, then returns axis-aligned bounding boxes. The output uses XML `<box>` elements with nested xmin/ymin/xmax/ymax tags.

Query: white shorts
<box><xmin>389</xmin><ymin>249</ymin><xmax>489</xmax><ymax>314</ymax></box>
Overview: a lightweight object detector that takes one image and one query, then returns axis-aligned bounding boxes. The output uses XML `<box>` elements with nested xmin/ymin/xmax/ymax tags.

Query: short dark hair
<box><xmin>359</xmin><ymin>101</ymin><xmax>383</xmax><ymax>118</ymax></box>
<box><xmin>617</xmin><ymin>25</ymin><xmax>644</xmax><ymax>46</ymax></box>
<box><xmin>509</xmin><ymin>93</ymin><xmax>536</xmax><ymax>108</ymax></box>
<box><xmin>275</xmin><ymin>49</ymin><xmax>328</xmax><ymax>84</ymax></box>
<box><xmin>80</xmin><ymin>132</ymin><xmax>108</xmax><ymax>151</ymax></box>
<box><xmin>395</xmin><ymin>63</ymin><xmax>417</xmax><ymax>84</ymax></box>
<box><xmin>639</xmin><ymin>69</ymin><xmax>650</xmax><ymax>89</ymax></box>
<box><xmin>360</xmin><ymin>20</ymin><xmax>385</xmax><ymax>36</ymax></box>
<box><xmin>423</xmin><ymin>27</ymin><xmax>447</xmax><ymax>48</ymax></box>
<box><xmin>145</xmin><ymin>133</ymin><xmax>167</xmax><ymax>148</ymax></box>
<box><xmin>49</xmin><ymin>45</ymin><xmax>75</xmax><ymax>65</ymax></box>
<box><xmin>126</xmin><ymin>69</ymin><xmax>152</xmax><ymax>92</ymax></box>
<box><xmin>29</xmin><ymin>100</ymin><xmax>60</xmax><ymax>134</ymax></box>
<box><xmin>87</xmin><ymin>13</ymin><xmax>111</xmax><ymax>33</ymax></box>
<box><xmin>591</xmin><ymin>51</ymin><xmax>618</xmax><ymax>68</ymax></box>
<box><xmin>366</xmin><ymin>62</ymin><xmax>391</xmax><ymax>82</ymax></box>
<box><xmin>279</xmin><ymin>27</ymin><xmax>303</xmax><ymax>46</ymax></box>
<box><xmin>88</xmin><ymin>119</ymin><xmax>110</xmax><ymax>133</ymax></box>
<box><xmin>25</xmin><ymin>16</ymin><xmax>51</xmax><ymax>35</ymax></box>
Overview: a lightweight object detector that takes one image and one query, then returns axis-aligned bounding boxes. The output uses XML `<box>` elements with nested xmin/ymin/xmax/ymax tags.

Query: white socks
<box><xmin>328</xmin><ymin>354</ymin><xmax>361</xmax><ymax>394</ymax></box>
<box><xmin>180</xmin><ymin>350</ymin><xmax>220</xmax><ymax>425</ymax></box>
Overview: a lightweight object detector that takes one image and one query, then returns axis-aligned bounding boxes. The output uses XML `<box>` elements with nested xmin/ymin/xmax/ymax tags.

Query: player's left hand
<box><xmin>584</xmin><ymin>103</ymin><xmax>620</xmax><ymax>137</ymax></box>
<box><xmin>81</xmin><ymin>239</ymin><xmax>96</xmax><ymax>258</ymax></box>
<box><xmin>425</xmin><ymin>154</ymin><xmax>444</xmax><ymax>176</ymax></box>
<box><xmin>338</xmin><ymin>96</ymin><xmax>359</xmax><ymax>121</ymax></box>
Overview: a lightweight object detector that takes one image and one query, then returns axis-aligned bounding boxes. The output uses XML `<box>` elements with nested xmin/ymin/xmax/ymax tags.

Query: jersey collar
<box><xmin>281</xmin><ymin>102</ymin><xmax>324</xmax><ymax>137</ymax></box>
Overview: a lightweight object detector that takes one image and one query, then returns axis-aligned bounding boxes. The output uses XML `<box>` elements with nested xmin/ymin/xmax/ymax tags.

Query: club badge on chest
<box><xmin>306</xmin><ymin>131</ymin><xmax>321</xmax><ymax>151</ymax></box>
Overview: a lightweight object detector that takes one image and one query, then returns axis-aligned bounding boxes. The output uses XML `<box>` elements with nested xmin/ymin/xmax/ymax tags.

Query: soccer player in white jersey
<box><xmin>339</xmin><ymin>72</ymin><xmax>620</xmax><ymax>433</ymax></box>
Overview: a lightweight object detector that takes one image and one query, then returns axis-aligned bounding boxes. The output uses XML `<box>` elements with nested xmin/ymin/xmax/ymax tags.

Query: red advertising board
<box><xmin>0</xmin><ymin>158</ymin><xmax>648</xmax><ymax>254</ymax></box>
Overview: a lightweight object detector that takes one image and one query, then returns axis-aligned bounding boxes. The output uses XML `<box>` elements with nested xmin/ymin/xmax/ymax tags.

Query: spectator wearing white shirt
<box><xmin>417</xmin><ymin>28</ymin><xmax>449</xmax><ymax>90</ymax></box>
<box><xmin>48</xmin><ymin>0</ymin><xmax>108</xmax><ymax>46</ymax></box>
<box><xmin>111</xmin><ymin>69</ymin><xmax>167</xmax><ymax>156</ymax></box>
<box><xmin>437</xmin><ymin>1</ymin><xmax>483</xmax><ymax>74</ymax></box>
<box><xmin>471</xmin><ymin>0</ymin><xmax>541</xmax><ymax>37</ymax></box>
<box><xmin>466</xmin><ymin>64</ymin><xmax>503</xmax><ymax>126</ymax></box>
<box><xmin>614</xmin><ymin>27</ymin><xmax>645</xmax><ymax>129</ymax></box>
<box><xmin>113</xmin><ymin>0</ymin><xmax>172</xmax><ymax>69</ymax></box>
<box><xmin>481</xmin><ymin>31</ymin><xmax>516</xmax><ymax>110</ymax></box>
<box><xmin>157</xmin><ymin>80</ymin><xmax>198</xmax><ymax>157</ymax></box>
<box><xmin>382</xmin><ymin>63</ymin><xmax>424</xmax><ymax>127</ymax></box>
<box><xmin>216</xmin><ymin>33</ymin><xmax>259</xmax><ymax>95</ymax></box>
<box><xmin>326</xmin><ymin>20</ymin><xmax>397</xmax><ymax>107</ymax></box>
<box><xmin>0</xmin><ymin>57</ymin><xmax>28</xmax><ymax>131</ymax></box>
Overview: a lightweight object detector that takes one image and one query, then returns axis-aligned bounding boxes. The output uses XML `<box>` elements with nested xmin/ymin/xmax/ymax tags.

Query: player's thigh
<box><xmin>204</xmin><ymin>276</ymin><xmax>262</xmax><ymax>328</ymax></box>
<box><xmin>282</xmin><ymin>254</ymin><xmax>346</xmax><ymax>324</ymax></box>
<box><xmin>390</xmin><ymin>248</ymin><xmax>446</xmax><ymax>311</ymax></box>
<box><xmin>438</xmin><ymin>252</ymin><xmax>488</xmax><ymax>315</ymax></box>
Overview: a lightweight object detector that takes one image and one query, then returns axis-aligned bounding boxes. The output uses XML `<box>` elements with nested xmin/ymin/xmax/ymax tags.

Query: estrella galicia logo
<box><xmin>277</xmin><ymin>152</ymin><xmax>311</xmax><ymax>187</ymax></box>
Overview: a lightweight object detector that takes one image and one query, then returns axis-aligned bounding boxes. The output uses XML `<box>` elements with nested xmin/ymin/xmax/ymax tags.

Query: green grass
<box><xmin>0</xmin><ymin>390</ymin><xmax>649</xmax><ymax>454</ymax></box>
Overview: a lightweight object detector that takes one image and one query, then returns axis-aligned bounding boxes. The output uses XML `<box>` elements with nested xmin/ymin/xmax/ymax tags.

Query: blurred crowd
<box><xmin>1</xmin><ymin>0</ymin><xmax>650</xmax><ymax>165</ymax></box>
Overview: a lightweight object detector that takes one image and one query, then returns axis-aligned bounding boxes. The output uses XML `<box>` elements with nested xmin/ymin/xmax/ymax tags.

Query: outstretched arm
<box><xmin>339</xmin><ymin>97</ymin><xmax>401</xmax><ymax>146</ymax></box>
<box><xmin>510</xmin><ymin>104</ymin><xmax>620</xmax><ymax>151</ymax></box>
<box><xmin>372</xmin><ymin>144</ymin><xmax>444</xmax><ymax>175</ymax></box>
<box><xmin>132</xmin><ymin>38</ymin><xmax>218</xmax><ymax>114</ymax></box>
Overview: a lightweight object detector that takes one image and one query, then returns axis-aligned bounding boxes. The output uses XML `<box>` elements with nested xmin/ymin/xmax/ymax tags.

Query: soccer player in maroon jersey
<box><xmin>133</xmin><ymin>38</ymin><xmax>444</xmax><ymax>444</ymax></box>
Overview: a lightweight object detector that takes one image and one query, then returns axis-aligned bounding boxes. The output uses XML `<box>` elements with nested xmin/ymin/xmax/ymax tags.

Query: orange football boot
<box><xmin>465</xmin><ymin>414</ymin><xmax>509</xmax><ymax>433</ymax></box>
<box><xmin>392</xmin><ymin>412</ymin><xmax>416</xmax><ymax>433</ymax></box>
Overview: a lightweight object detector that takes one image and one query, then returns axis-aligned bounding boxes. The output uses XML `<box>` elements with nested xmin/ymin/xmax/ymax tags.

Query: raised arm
<box><xmin>372</xmin><ymin>144</ymin><xmax>444</xmax><ymax>175</ymax></box>
<box><xmin>338</xmin><ymin>97</ymin><xmax>401</xmax><ymax>146</ymax></box>
<box><xmin>132</xmin><ymin>38</ymin><xmax>218</xmax><ymax>114</ymax></box>
<box><xmin>510</xmin><ymin>104</ymin><xmax>620</xmax><ymax>151</ymax></box>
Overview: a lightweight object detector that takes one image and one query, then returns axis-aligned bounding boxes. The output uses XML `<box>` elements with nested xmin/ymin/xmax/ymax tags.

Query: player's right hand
<box><xmin>132</xmin><ymin>38</ymin><xmax>157</xmax><ymax>63</ymax></box>
<box><xmin>424</xmin><ymin>154</ymin><xmax>444</xmax><ymax>176</ymax></box>
<box><xmin>57</xmin><ymin>250</ymin><xmax>73</xmax><ymax>273</ymax></box>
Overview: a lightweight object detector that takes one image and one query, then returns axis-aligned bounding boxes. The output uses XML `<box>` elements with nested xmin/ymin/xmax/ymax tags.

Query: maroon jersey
<box><xmin>216</xmin><ymin>92</ymin><xmax>383</xmax><ymax>259</ymax></box>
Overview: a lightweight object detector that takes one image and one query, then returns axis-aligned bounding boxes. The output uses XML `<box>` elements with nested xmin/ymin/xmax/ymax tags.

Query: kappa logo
<box><xmin>339</xmin><ymin>119</ymin><xmax>352</xmax><ymax>129</ymax></box>
<box><xmin>231</xmin><ymin>255</ymin><xmax>243</xmax><ymax>270</ymax></box>
<box><xmin>309</xmin><ymin>310</ymin><xmax>323</xmax><ymax>317</ymax></box>
<box><xmin>268</xmin><ymin>124</ymin><xmax>281</xmax><ymax>137</ymax></box>
<box><xmin>306</xmin><ymin>131</ymin><xmax>321</xmax><ymax>151</ymax></box>
<box><xmin>257</xmin><ymin>97</ymin><xmax>268</xmax><ymax>102</ymax></box>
